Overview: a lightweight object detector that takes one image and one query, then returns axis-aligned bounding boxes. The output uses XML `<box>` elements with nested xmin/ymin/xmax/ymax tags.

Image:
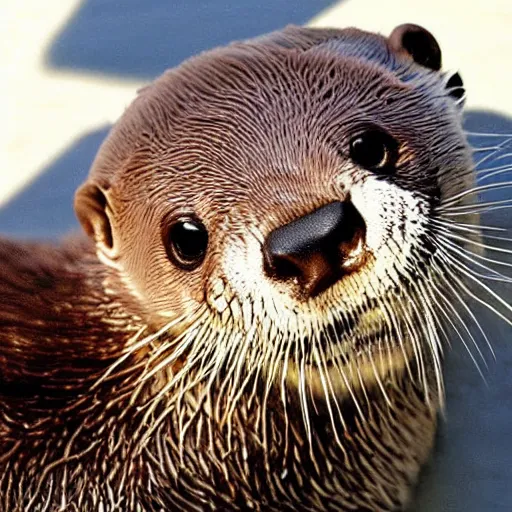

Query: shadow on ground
<box><xmin>0</xmin><ymin>127</ymin><xmax>109</xmax><ymax>240</ymax></box>
<box><xmin>45</xmin><ymin>0</ymin><xmax>338</xmax><ymax>80</ymax></box>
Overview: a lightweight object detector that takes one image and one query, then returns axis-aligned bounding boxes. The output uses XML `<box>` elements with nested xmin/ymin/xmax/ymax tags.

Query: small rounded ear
<box><xmin>74</xmin><ymin>182</ymin><xmax>118</xmax><ymax>258</ymax></box>
<box><xmin>388</xmin><ymin>24</ymin><xmax>442</xmax><ymax>71</ymax></box>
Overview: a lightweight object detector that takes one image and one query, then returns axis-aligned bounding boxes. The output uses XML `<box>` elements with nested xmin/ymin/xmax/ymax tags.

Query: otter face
<box><xmin>75</xmin><ymin>24</ymin><xmax>475</xmax><ymax>409</ymax></box>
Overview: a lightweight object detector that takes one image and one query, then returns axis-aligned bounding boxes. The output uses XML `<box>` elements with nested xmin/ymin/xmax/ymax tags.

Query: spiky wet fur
<box><xmin>1</xmin><ymin>25</ymin><xmax>511</xmax><ymax>512</ymax></box>
<box><xmin>0</xmin><ymin>239</ymin><xmax>437</xmax><ymax>511</ymax></box>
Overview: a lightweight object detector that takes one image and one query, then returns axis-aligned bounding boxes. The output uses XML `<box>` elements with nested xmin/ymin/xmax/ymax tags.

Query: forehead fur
<box><xmin>86</xmin><ymin>25</ymin><xmax>450</xmax><ymax>193</ymax></box>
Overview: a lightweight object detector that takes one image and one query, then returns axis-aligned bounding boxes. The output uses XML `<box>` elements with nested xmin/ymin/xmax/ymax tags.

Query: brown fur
<box><xmin>0</xmin><ymin>25</ymin><xmax>478</xmax><ymax>511</ymax></box>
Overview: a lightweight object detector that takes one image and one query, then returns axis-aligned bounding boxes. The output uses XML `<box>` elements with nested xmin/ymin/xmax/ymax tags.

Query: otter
<box><xmin>0</xmin><ymin>23</ymin><xmax>508</xmax><ymax>511</ymax></box>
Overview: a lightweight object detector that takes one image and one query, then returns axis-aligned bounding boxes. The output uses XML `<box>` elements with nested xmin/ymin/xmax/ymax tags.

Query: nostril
<box><xmin>263</xmin><ymin>244</ymin><xmax>302</xmax><ymax>281</ymax></box>
<box><xmin>262</xmin><ymin>200</ymin><xmax>367</xmax><ymax>296</ymax></box>
<box><xmin>272</xmin><ymin>257</ymin><xmax>301</xmax><ymax>280</ymax></box>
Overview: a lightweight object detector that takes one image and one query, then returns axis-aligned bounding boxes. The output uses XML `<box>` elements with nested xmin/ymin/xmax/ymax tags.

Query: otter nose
<box><xmin>263</xmin><ymin>201</ymin><xmax>366</xmax><ymax>297</ymax></box>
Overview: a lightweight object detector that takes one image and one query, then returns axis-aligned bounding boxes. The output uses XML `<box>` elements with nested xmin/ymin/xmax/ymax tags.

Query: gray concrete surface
<box><xmin>2</xmin><ymin>1</ymin><xmax>511</xmax><ymax>510</ymax></box>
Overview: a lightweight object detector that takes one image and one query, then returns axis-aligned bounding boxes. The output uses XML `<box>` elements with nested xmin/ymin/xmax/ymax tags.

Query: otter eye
<box><xmin>349</xmin><ymin>129</ymin><xmax>399</xmax><ymax>173</ymax></box>
<box><xmin>164</xmin><ymin>218</ymin><xmax>208</xmax><ymax>270</ymax></box>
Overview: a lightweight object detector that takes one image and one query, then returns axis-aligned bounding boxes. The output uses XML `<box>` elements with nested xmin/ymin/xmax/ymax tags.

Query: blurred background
<box><xmin>2</xmin><ymin>1</ymin><xmax>511</xmax><ymax>510</ymax></box>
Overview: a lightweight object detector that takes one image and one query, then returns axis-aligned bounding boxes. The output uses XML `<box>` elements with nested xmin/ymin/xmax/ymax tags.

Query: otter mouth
<box><xmin>286</xmin><ymin>304</ymin><xmax>410</xmax><ymax>398</ymax></box>
<box><xmin>307</xmin><ymin>305</ymin><xmax>398</xmax><ymax>362</ymax></box>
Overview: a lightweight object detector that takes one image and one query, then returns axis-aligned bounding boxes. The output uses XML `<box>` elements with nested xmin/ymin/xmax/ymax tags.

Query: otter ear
<box><xmin>74</xmin><ymin>183</ymin><xmax>119</xmax><ymax>259</ymax></box>
<box><xmin>389</xmin><ymin>24</ymin><xmax>466</xmax><ymax>103</ymax></box>
<box><xmin>388</xmin><ymin>24</ymin><xmax>442</xmax><ymax>71</ymax></box>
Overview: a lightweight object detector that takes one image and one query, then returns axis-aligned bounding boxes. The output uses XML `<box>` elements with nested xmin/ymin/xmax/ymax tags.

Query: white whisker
<box><xmin>465</xmin><ymin>131</ymin><xmax>512</xmax><ymax>138</ymax></box>
<box><xmin>439</xmin><ymin>181</ymin><xmax>512</xmax><ymax>209</ymax></box>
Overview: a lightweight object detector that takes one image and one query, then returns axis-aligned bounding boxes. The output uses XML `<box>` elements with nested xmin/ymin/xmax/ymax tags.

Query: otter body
<box><xmin>0</xmin><ymin>239</ymin><xmax>435</xmax><ymax>510</ymax></box>
<box><xmin>0</xmin><ymin>238</ymin><xmax>436</xmax><ymax>510</ymax></box>
<box><xmin>0</xmin><ymin>24</ymin><xmax>500</xmax><ymax>511</ymax></box>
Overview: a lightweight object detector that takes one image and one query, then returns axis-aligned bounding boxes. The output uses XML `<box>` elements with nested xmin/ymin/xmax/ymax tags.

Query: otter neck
<box><xmin>0</xmin><ymin>236</ymin><xmax>144</xmax><ymax>416</ymax></box>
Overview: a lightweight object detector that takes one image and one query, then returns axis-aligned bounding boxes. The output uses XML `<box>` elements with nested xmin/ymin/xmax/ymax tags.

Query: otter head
<box><xmin>75</xmin><ymin>24</ymin><xmax>474</xmax><ymax>412</ymax></box>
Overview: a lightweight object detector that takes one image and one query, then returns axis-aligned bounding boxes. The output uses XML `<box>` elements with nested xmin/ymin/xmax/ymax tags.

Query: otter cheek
<box><xmin>352</xmin><ymin>179</ymin><xmax>426</xmax><ymax>257</ymax></box>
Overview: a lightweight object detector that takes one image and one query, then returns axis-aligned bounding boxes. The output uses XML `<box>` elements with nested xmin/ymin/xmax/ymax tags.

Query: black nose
<box><xmin>263</xmin><ymin>201</ymin><xmax>366</xmax><ymax>297</ymax></box>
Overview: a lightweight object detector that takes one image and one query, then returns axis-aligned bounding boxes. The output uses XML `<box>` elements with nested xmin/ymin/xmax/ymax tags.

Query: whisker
<box><xmin>439</xmin><ymin>181</ymin><xmax>512</xmax><ymax>209</ymax></box>
<box><xmin>383</xmin><ymin>240</ymin><xmax>431</xmax><ymax>393</ymax></box>
<box><xmin>431</xmin><ymin>217</ymin><xmax>507</xmax><ymax>233</ymax></box>
<box><xmin>419</xmin><ymin>287</ymin><xmax>445</xmax><ymax>407</ymax></box>
<box><xmin>430</xmin><ymin>251</ymin><xmax>495</xmax><ymax>352</ymax></box>
<box><xmin>465</xmin><ymin>131</ymin><xmax>512</xmax><ymax>138</ymax></box>
<box><xmin>296</xmin><ymin>326</ymin><xmax>312</xmax><ymax>446</ymax></box>
<box><xmin>366</xmin><ymin>346</ymin><xmax>392</xmax><ymax>407</ymax></box>
<box><xmin>279</xmin><ymin>330</ymin><xmax>293</xmax><ymax>463</ymax></box>
<box><xmin>427</xmin><ymin>279</ymin><xmax>488</xmax><ymax>379</ymax></box>
<box><xmin>327</xmin><ymin>309</ymin><xmax>364</xmax><ymax>419</ymax></box>
<box><xmin>471</xmin><ymin>145</ymin><xmax>506</xmax><ymax>153</ymax></box>
<box><xmin>477</xmin><ymin>166</ymin><xmax>512</xmax><ymax>183</ymax></box>
<box><xmin>472</xmin><ymin>140</ymin><xmax>511</xmax><ymax>169</ymax></box>
<box><xmin>432</xmin><ymin>228</ymin><xmax>512</xmax><ymax>256</ymax></box>
<box><xmin>311</xmin><ymin>332</ymin><xmax>344</xmax><ymax>447</ymax></box>
<box><xmin>395</xmin><ymin>296</ymin><xmax>429</xmax><ymax>403</ymax></box>
<box><xmin>429</xmin><ymin>254</ymin><xmax>497</xmax><ymax>363</ymax></box>
<box><xmin>435</xmin><ymin>248</ymin><xmax>512</xmax><ymax>326</ymax></box>
<box><xmin>476</xmin><ymin>151</ymin><xmax>512</xmax><ymax>167</ymax></box>
<box><xmin>224</xmin><ymin>325</ymin><xmax>259</xmax><ymax>422</ymax></box>
<box><xmin>140</xmin><ymin>319</ymin><xmax>207</xmax><ymax>384</ymax></box>
<box><xmin>406</xmin><ymin>283</ymin><xmax>442</xmax><ymax>403</ymax></box>
<box><xmin>91</xmin><ymin>313</ymin><xmax>191</xmax><ymax>391</ymax></box>
<box><xmin>442</xmin><ymin>203</ymin><xmax>512</xmax><ymax>216</ymax></box>
<box><xmin>437</xmin><ymin>239</ymin><xmax>512</xmax><ymax>283</ymax></box>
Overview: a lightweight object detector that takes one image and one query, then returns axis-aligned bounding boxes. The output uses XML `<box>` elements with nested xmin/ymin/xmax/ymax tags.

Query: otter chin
<box><xmin>288</xmin><ymin>345</ymin><xmax>412</xmax><ymax>402</ymax></box>
<box><xmin>279</xmin><ymin>302</ymin><xmax>413</xmax><ymax>400</ymax></box>
<box><xmin>1</xmin><ymin>22</ymin><xmax>509</xmax><ymax>512</ymax></box>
